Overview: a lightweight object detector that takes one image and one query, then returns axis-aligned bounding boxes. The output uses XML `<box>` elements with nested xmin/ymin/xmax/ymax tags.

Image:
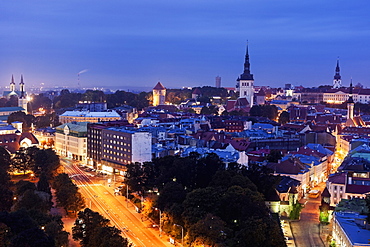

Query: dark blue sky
<box><xmin>2</xmin><ymin>1</ymin><xmax>370</xmax><ymax>91</ymax></box>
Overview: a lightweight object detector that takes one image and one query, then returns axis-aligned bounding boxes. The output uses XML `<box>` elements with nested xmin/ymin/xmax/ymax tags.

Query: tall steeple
<box><xmin>236</xmin><ymin>42</ymin><xmax>255</xmax><ymax>106</ymax></box>
<box><xmin>10</xmin><ymin>75</ymin><xmax>16</xmax><ymax>92</ymax></box>
<box><xmin>19</xmin><ymin>75</ymin><xmax>25</xmax><ymax>98</ymax></box>
<box><xmin>333</xmin><ymin>58</ymin><xmax>342</xmax><ymax>89</ymax></box>
<box><xmin>239</xmin><ymin>43</ymin><xmax>254</xmax><ymax>80</ymax></box>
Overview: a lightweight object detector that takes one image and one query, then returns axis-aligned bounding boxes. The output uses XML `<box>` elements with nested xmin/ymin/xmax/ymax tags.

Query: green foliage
<box><xmin>200</xmin><ymin>105</ymin><xmax>218</xmax><ymax>115</ymax></box>
<box><xmin>81</xmin><ymin>90</ymin><xmax>105</xmax><ymax>102</ymax></box>
<box><xmin>29</xmin><ymin>93</ymin><xmax>52</xmax><ymax>113</ymax></box>
<box><xmin>289</xmin><ymin>202</ymin><xmax>303</xmax><ymax>220</ymax></box>
<box><xmin>73</xmin><ymin>208</ymin><xmax>130</xmax><ymax>247</ymax></box>
<box><xmin>126</xmin><ymin>154</ymin><xmax>285</xmax><ymax>246</ymax></box>
<box><xmin>35</xmin><ymin>113</ymin><xmax>58</xmax><ymax>128</ymax></box>
<box><xmin>250</xmin><ymin>105</ymin><xmax>278</xmax><ymax>120</ymax></box>
<box><xmin>0</xmin><ymin>210</ymin><xmax>68</xmax><ymax>246</ymax></box>
<box><xmin>0</xmin><ymin>147</ymin><xmax>11</xmax><ymax>171</ymax></box>
<box><xmin>15</xmin><ymin>180</ymin><xmax>36</xmax><ymax>196</ymax></box>
<box><xmin>53</xmin><ymin>89</ymin><xmax>82</xmax><ymax>109</ymax></box>
<box><xmin>53</xmin><ymin>173</ymin><xmax>85</xmax><ymax>213</ymax></box>
<box><xmin>166</xmin><ymin>89</ymin><xmax>192</xmax><ymax>104</ymax></box>
<box><xmin>278</xmin><ymin>110</ymin><xmax>290</xmax><ymax>125</ymax></box>
<box><xmin>37</xmin><ymin>172</ymin><xmax>52</xmax><ymax>195</ymax></box>
<box><xmin>7</xmin><ymin>111</ymin><xmax>35</xmax><ymax>129</ymax></box>
<box><xmin>0</xmin><ymin>168</ymin><xmax>13</xmax><ymax>211</ymax></box>
<box><xmin>266</xmin><ymin>150</ymin><xmax>283</xmax><ymax>163</ymax></box>
<box><xmin>10</xmin><ymin>148</ymin><xmax>36</xmax><ymax>174</ymax></box>
<box><xmin>106</xmin><ymin>90</ymin><xmax>149</xmax><ymax>110</ymax></box>
<box><xmin>13</xmin><ymin>190</ymin><xmax>52</xmax><ymax>213</ymax></box>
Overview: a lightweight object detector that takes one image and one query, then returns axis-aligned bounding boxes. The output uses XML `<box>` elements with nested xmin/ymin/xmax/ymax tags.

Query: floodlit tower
<box><xmin>153</xmin><ymin>82</ymin><xmax>166</xmax><ymax>106</ymax></box>
<box><xmin>333</xmin><ymin>58</ymin><xmax>342</xmax><ymax>89</ymax></box>
<box><xmin>18</xmin><ymin>75</ymin><xmax>27</xmax><ymax>113</ymax></box>
<box><xmin>236</xmin><ymin>43</ymin><xmax>254</xmax><ymax>106</ymax></box>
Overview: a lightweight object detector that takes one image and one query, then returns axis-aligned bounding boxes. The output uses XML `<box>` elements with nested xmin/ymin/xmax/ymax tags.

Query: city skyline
<box><xmin>2</xmin><ymin>1</ymin><xmax>370</xmax><ymax>90</ymax></box>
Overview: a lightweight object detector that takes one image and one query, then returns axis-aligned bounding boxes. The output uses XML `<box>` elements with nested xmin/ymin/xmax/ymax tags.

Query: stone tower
<box><xmin>236</xmin><ymin>44</ymin><xmax>254</xmax><ymax>106</ymax></box>
<box><xmin>153</xmin><ymin>82</ymin><xmax>166</xmax><ymax>106</ymax></box>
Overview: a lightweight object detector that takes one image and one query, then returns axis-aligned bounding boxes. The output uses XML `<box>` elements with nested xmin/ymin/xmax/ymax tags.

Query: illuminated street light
<box><xmin>153</xmin><ymin>208</ymin><xmax>162</xmax><ymax>237</ymax></box>
<box><xmin>174</xmin><ymin>223</ymin><xmax>184</xmax><ymax>246</ymax></box>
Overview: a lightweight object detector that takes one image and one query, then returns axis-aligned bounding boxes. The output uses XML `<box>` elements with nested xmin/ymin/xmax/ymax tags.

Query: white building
<box><xmin>55</xmin><ymin>122</ymin><xmax>88</xmax><ymax>161</ymax></box>
<box><xmin>59</xmin><ymin>110</ymin><xmax>121</xmax><ymax>124</ymax></box>
<box><xmin>332</xmin><ymin>212</ymin><xmax>370</xmax><ymax>247</ymax></box>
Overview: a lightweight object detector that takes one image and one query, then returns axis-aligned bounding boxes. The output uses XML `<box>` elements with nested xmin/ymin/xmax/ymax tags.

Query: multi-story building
<box><xmin>87</xmin><ymin>122</ymin><xmax>151</xmax><ymax>174</ymax></box>
<box><xmin>332</xmin><ymin>212</ymin><xmax>370</xmax><ymax>247</ymax></box>
<box><xmin>55</xmin><ymin>122</ymin><xmax>88</xmax><ymax>161</ymax></box>
<box><xmin>59</xmin><ymin>110</ymin><xmax>121</xmax><ymax>124</ymax></box>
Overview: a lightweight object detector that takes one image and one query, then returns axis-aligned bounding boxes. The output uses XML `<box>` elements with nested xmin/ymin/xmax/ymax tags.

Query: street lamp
<box><xmin>174</xmin><ymin>224</ymin><xmax>184</xmax><ymax>246</ymax></box>
<box><xmin>153</xmin><ymin>208</ymin><xmax>162</xmax><ymax>237</ymax></box>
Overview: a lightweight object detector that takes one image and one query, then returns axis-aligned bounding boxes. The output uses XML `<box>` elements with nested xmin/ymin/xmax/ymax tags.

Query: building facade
<box><xmin>55</xmin><ymin>122</ymin><xmax>88</xmax><ymax>161</ymax></box>
<box><xmin>59</xmin><ymin>111</ymin><xmax>121</xmax><ymax>124</ymax></box>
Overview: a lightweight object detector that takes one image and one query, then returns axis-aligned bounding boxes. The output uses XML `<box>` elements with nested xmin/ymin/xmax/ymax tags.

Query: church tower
<box><xmin>236</xmin><ymin>44</ymin><xmax>254</xmax><ymax>106</ymax></box>
<box><xmin>18</xmin><ymin>75</ymin><xmax>27</xmax><ymax>113</ymax></box>
<box><xmin>333</xmin><ymin>58</ymin><xmax>342</xmax><ymax>89</ymax></box>
<box><xmin>152</xmin><ymin>82</ymin><xmax>166</xmax><ymax>106</ymax></box>
<box><xmin>10</xmin><ymin>75</ymin><xmax>16</xmax><ymax>92</ymax></box>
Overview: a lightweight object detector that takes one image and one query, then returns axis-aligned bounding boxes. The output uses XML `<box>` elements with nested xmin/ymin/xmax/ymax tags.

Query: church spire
<box><xmin>10</xmin><ymin>75</ymin><xmax>15</xmax><ymax>92</ymax></box>
<box><xmin>238</xmin><ymin>42</ymin><xmax>254</xmax><ymax>80</ymax></box>
<box><xmin>333</xmin><ymin>57</ymin><xmax>342</xmax><ymax>88</ymax></box>
<box><xmin>20</xmin><ymin>75</ymin><xmax>25</xmax><ymax>98</ymax></box>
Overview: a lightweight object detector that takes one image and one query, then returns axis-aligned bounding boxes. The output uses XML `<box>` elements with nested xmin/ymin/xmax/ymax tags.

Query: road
<box><xmin>61</xmin><ymin>159</ymin><xmax>173</xmax><ymax>247</ymax></box>
<box><xmin>290</xmin><ymin>183</ymin><xmax>326</xmax><ymax>247</ymax></box>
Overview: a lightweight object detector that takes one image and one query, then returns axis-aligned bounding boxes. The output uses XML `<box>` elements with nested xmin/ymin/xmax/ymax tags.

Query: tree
<box><xmin>11</xmin><ymin>227</ymin><xmax>55</xmax><ymax>247</ymax></box>
<box><xmin>7</xmin><ymin>111</ymin><xmax>35</xmax><ymax>129</ymax></box>
<box><xmin>72</xmin><ymin>208</ymin><xmax>131</xmax><ymax>247</ymax></box>
<box><xmin>266</xmin><ymin>149</ymin><xmax>283</xmax><ymax>163</ymax></box>
<box><xmin>37</xmin><ymin>172</ymin><xmax>52</xmax><ymax>195</ymax></box>
<box><xmin>89</xmin><ymin>226</ymin><xmax>130</xmax><ymax>247</ymax></box>
<box><xmin>0</xmin><ymin>147</ymin><xmax>11</xmax><ymax>171</ymax></box>
<box><xmin>188</xmin><ymin>214</ymin><xmax>228</xmax><ymax>246</ymax></box>
<box><xmin>13</xmin><ymin>190</ymin><xmax>52</xmax><ymax>213</ymax></box>
<box><xmin>33</xmin><ymin>148</ymin><xmax>60</xmax><ymax>177</ymax></box>
<box><xmin>53</xmin><ymin>173</ymin><xmax>85</xmax><ymax>214</ymax></box>
<box><xmin>0</xmin><ymin>168</ymin><xmax>13</xmax><ymax>211</ymax></box>
<box><xmin>10</xmin><ymin>148</ymin><xmax>35</xmax><ymax>174</ymax></box>
<box><xmin>15</xmin><ymin>180</ymin><xmax>36</xmax><ymax>196</ymax></box>
<box><xmin>278</xmin><ymin>110</ymin><xmax>290</xmax><ymax>125</ymax></box>
<box><xmin>250</xmin><ymin>105</ymin><xmax>278</xmax><ymax>120</ymax></box>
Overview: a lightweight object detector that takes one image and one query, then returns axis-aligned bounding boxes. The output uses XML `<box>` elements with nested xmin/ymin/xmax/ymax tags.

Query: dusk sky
<box><xmin>2</xmin><ymin>1</ymin><xmax>370</xmax><ymax>91</ymax></box>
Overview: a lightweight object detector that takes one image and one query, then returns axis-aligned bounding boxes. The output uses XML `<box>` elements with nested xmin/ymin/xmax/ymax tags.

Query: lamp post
<box><xmin>126</xmin><ymin>184</ymin><xmax>129</xmax><ymax>208</ymax></box>
<box><xmin>174</xmin><ymin>224</ymin><xmax>184</xmax><ymax>246</ymax></box>
<box><xmin>154</xmin><ymin>208</ymin><xmax>162</xmax><ymax>237</ymax></box>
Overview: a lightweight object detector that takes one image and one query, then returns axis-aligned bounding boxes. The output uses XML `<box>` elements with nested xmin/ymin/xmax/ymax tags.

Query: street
<box><xmin>290</xmin><ymin>183</ymin><xmax>326</xmax><ymax>247</ymax></box>
<box><xmin>61</xmin><ymin>159</ymin><xmax>174</xmax><ymax>247</ymax></box>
